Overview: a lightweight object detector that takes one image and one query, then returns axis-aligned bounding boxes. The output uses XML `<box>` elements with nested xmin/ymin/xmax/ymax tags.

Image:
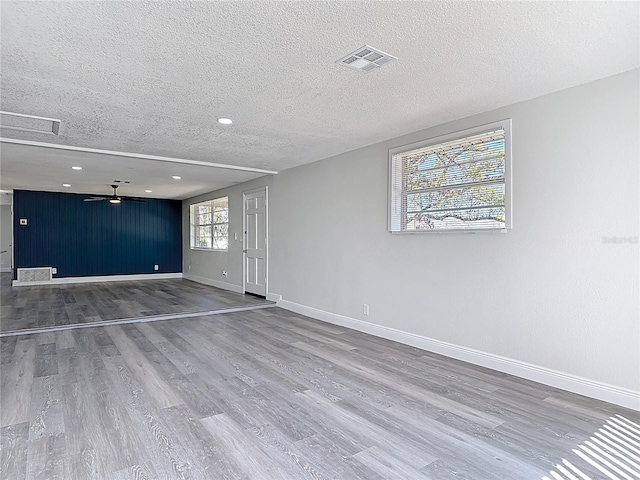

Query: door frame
<box><xmin>242</xmin><ymin>185</ymin><xmax>268</xmax><ymax>296</ymax></box>
<box><xmin>0</xmin><ymin>201</ymin><xmax>14</xmax><ymax>273</ymax></box>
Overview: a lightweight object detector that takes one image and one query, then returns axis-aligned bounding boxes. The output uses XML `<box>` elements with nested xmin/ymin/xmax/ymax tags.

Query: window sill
<box><xmin>190</xmin><ymin>248</ymin><xmax>229</xmax><ymax>252</ymax></box>
<box><xmin>390</xmin><ymin>228</ymin><xmax>508</xmax><ymax>234</ymax></box>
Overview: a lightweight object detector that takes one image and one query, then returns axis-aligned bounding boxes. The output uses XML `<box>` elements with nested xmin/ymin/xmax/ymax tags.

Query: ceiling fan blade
<box><xmin>83</xmin><ymin>197</ymin><xmax>107</xmax><ymax>202</ymax></box>
<box><xmin>122</xmin><ymin>197</ymin><xmax>146</xmax><ymax>203</ymax></box>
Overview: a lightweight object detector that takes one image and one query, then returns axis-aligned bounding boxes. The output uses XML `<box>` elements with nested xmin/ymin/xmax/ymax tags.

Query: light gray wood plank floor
<box><xmin>1</xmin><ymin>306</ymin><xmax>639</xmax><ymax>479</ymax></box>
<box><xmin>0</xmin><ymin>274</ymin><xmax>272</xmax><ymax>333</ymax></box>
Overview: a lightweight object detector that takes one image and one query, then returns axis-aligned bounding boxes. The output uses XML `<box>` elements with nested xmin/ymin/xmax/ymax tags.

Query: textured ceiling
<box><xmin>1</xmin><ymin>1</ymin><xmax>638</xmax><ymax>198</ymax></box>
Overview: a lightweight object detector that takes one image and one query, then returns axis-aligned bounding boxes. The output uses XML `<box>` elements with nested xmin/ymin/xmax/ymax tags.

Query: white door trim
<box><xmin>242</xmin><ymin>186</ymin><xmax>268</xmax><ymax>296</ymax></box>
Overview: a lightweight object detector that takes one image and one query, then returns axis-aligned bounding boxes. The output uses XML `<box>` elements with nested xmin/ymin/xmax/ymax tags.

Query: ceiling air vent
<box><xmin>0</xmin><ymin>111</ymin><xmax>60</xmax><ymax>135</ymax></box>
<box><xmin>336</xmin><ymin>45</ymin><xmax>397</xmax><ymax>73</ymax></box>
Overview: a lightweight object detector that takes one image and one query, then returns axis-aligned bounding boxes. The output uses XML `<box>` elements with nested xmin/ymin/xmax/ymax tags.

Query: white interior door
<box><xmin>0</xmin><ymin>204</ymin><xmax>13</xmax><ymax>273</ymax></box>
<box><xmin>243</xmin><ymin>187</ymin><xmax>267</xmax><ymax>296</ymax></box>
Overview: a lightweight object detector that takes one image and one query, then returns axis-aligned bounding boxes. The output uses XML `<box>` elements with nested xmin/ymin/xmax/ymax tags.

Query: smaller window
<box><xmin>190</xmin><ymin>197</ymin><xmax>229</xmax><ymax>250</ymax></box>
<box><xmin>389</xmin><ymin>120</ymin><xmax>512</xmax><ymax>233</ymax></box>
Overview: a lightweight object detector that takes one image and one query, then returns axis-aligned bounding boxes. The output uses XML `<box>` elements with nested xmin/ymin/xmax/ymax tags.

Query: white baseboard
<box><xmin>267</xmin><ymin>292</ymin><xmax>282</xmax><ymax>302</ymax></box>
<box><xmin>12</xmin><ymin>272</ymin><xmax>182</xmax><ymax>287</ymax></box>
<box><xmin>182</xmin><ymin>273</ymin><xmax>243</xmax><ymax>294</ymax></box>
<box><xmin>0</xmin><ymin>267</ymin><xmax>11</xmax><ymax>273</ymax></box>
<box><xmin>276</xmin><ymin>297</ymin><xmax>639</xmax><ymax>411</ymax></box>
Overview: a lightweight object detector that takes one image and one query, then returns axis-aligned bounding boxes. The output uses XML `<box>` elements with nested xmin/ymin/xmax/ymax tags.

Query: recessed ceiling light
<box><xmin>62</xmin><ymin>183</ymin><xmax>71</xmax><ymax>187</ymax></box>
<box><xmin>145</xmin><ymin>189</ymin><xmax>152</xmax><ymax>193</ymax></box>
<box><xmin>172</xmin><ymin>176</ymin><xmax>181</xmax><ymax>180</ymax></box>
<box><xmin>71</xmin><ymin>166</ymin><xmax>82</xmax><ymax>170</ymax></box>
<box><xmin>217</xmin><ymin>118</ymin><xmax>233</xmax><ymax>125</ymax></box>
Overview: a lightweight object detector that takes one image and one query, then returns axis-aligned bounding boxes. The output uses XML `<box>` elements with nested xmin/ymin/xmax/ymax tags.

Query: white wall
<box><xmin>184</xmin><ymin>70</ymin><xmax>639</xmax><ymax>401</ymax></box>
<box><xmin>182</xmin><ymin>176</ymin><xmax>272</xmax><ymax>291</ymax></box>
<box><xmin>0</xmin><ymin>205</ymin><xmax>12</xmax><ymax>272</ymax></box>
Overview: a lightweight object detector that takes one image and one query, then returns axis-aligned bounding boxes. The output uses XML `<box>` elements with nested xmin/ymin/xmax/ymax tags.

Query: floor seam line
<box><xmin>0</xmin><ymin>303</ymin><xmax>277</xmax><ymax>337</ymax></box>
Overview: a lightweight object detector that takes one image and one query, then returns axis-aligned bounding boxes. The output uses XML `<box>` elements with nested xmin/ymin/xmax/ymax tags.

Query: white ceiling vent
<box><xmin>336</xmin><ymin>45</ymin><xmax>397</xmax><ymax>73</ymax></box>
<box><xmin>0</xmin><ymin>111</ymin><xmax>61</xmax><ymax>135</ymax></box>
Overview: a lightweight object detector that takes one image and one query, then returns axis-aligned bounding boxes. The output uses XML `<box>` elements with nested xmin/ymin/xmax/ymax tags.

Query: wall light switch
<box><xmin>234</xmin><ymin>232</ymin><xmax>238</xmax><ymax>241</ymax></box>
<box><xmin>19</xmin><ymin>218</ymin><xmax>27</xmax><ymax>225</ymax></box>
<box><xmin>154</xmin><ymin>264</ymin><xmax>159</xmax><ymax>271</ymax></box>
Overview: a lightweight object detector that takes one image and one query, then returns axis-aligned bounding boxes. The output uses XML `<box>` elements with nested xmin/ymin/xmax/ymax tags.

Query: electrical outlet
<box><xmin>19</xmin><ymin>218</ymin><xmax>27</xmax><ymax>225</ymax></box>
<box><xmin>154</xmin><ymin>264</ymin><xmax>159</xmax><ymax>271</ymax></box>
<box><xmin>51</xmin><ymin>267</ymin><xmax>57</xmax><ymax>275</ymax></box>
<box><xmin>363</xmin><ymin>304</ymin><xmax>369</xmax><ymax>315</ymax></box>
<box><xmin>188</xmin><ymin>265</ymin><xmax>191</xmax><ymax>271</ymax></box>
<box><xmin>222</xmin><ymin>270</ymin><xmax>228</xmax><ymax>277</ymax></box>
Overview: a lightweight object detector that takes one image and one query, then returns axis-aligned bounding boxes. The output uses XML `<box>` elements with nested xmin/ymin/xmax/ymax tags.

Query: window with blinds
<box><xmin>190</xmin><ymin>197</ymin><xmax>229</xmax><ymax>250</ymax></box>
<box><xmin>389</xmin><ymin>120</ymin><xmax>512</xmax><ymax>232</ymax></box>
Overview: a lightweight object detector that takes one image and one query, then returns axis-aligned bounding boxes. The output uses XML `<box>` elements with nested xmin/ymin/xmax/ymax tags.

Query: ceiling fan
<box><xmin>83</xmin><ymin>184</ymin><xmax>145</xmax><ymax>204</ymax></box>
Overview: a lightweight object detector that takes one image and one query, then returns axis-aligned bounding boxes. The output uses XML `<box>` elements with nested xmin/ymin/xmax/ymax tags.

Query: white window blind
<box><xmin>190</xmin><ymin>196</ymin><xmax>229</xmax><ymax>250</ymax></box>
<box><xmin>389</xmin><ymin>120</ymin><xmax>512</xmax><ymax>232</ymax></box>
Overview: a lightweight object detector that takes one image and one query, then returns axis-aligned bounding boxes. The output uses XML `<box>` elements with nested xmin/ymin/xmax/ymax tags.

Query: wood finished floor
<box><xmin>0</xmin><ymin>274</ymin><xmax>272</xmax><ymax>333</ymax></box>
<box><xmin>1</xmin><ymin>306</ymin><xmax>638</xmax><ymax>480</ymax></box>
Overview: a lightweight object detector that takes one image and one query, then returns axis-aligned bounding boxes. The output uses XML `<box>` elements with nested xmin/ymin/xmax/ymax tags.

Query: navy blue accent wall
<box><xmin>13</xmin><ymin>190</ymin><xmax>182</xmax><ymax>278</ymax></box>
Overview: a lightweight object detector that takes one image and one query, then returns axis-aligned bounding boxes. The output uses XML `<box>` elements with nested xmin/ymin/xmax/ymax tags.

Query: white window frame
<box><xmin>189</xmin><ymin>196</ymin><xmax>229</xmax><ymax>251</ymax></box>
<box><xmin>388</xmin><ymin>119</ymin><xmax>512</xmax><ymax>233</ymax></box>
